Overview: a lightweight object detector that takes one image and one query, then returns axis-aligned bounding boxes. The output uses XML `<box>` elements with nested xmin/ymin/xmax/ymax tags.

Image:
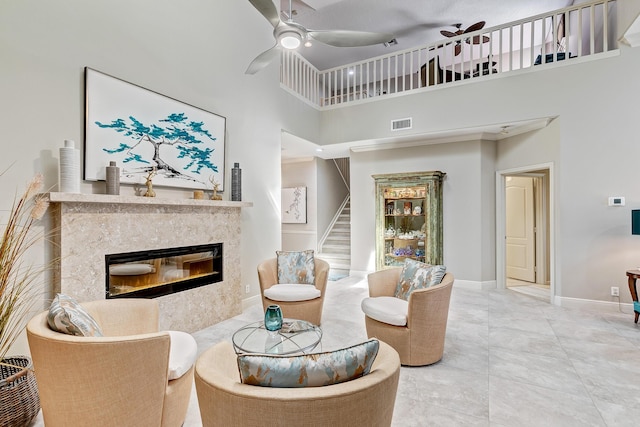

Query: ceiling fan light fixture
<box><xmin>278</xmin><ymin>30</ymin><xmax>302</xmax><ymax>49</ymax></box>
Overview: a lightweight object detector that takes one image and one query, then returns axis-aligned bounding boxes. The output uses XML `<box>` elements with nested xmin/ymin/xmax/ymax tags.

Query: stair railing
<box><xmin>318</xmin><ymin>194</ymin><xmax>350</xmax><ymax>253</ymax></box>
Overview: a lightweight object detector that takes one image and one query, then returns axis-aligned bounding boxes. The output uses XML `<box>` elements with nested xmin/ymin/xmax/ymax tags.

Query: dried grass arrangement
<box><xmin>0</xmin><ymin>173</ymin><xmax>48</xmax><ymax>361</ymax></box>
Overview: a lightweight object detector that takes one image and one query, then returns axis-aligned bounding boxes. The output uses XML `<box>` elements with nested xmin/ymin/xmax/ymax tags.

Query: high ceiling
<box><xmin>269</xmin><ymin>0</ymin><xmax>574</xmax><ymax>160</ymax></box>
<box><xmin>273</xmin><ymin>0</ymin><xmax>574</xmax><ymax>70</ymax></box>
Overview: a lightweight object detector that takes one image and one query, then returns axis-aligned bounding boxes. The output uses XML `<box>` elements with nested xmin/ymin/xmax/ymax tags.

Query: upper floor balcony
<box><xmin>280</xmin><ymin>0</ymin><xmax>619</xmax><ymax>110</ymax></box>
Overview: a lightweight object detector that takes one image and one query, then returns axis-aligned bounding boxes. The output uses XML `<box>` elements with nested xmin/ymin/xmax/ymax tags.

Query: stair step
<box><xmin>318</xmin><ymin>258</ymin><xmax>351</xmax><ymax>271</ymax></box>
<box><xmin>321</xmin><ymin>246</ymin><xmax>350</xmax><ymax>254</ymax></box>
<box><xmin>331</xmin><ymin>227</ymin><xmax>350</xmax><ymax>231</ymax></box>
<box><xmin>318</xmin><ymin>252</ymin><xmax>350</xmax><ymax>260</ymax></box>
<box><xmin>324</xmin><ymin>246</ymin><xmax>349</xmax><ymax>253</ymax></box>
<box><xmin>326</xmin><ymin>235</ymin><xmax>350</xmax><ymax>241</ymax></box>
<box><xmin>319</xmin><ymin>197</ymin><xmax>351</xmax><ymax>274</ymax></box>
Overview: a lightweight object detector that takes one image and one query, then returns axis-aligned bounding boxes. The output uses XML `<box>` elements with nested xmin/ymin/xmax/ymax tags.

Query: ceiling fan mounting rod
<box><xmin>287</xmin><ymin>0</ymin><xmax>293</xmax><ymax>23</ymax></box>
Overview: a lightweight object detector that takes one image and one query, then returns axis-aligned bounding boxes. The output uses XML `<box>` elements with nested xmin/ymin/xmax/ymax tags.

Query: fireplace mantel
<box><xmin>44</xmin><ymin>192</ymin><xmax>252</xmax><ymax>332</ymax></box>
<box><xmin>45</xmin><ymin>192</ymin><xmax>252</xmax><ymax>209</ymax></box>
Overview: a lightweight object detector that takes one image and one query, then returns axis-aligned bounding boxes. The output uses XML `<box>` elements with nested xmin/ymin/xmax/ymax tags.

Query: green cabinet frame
<box><xmin>373</xmin><ymin>171</ymin><xmax>445</xmax><ymax>270</ymax></box>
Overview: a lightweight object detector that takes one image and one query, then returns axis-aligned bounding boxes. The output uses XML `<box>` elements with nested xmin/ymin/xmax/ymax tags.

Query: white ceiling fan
<box><xmin>246</xmin><ymin>0</ymin><xmax>394</xmax><ymax>74</ymax></box>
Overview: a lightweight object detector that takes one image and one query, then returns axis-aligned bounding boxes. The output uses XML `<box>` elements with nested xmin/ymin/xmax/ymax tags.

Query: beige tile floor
<box><xmin>32</xmin><ymin>275</ymin><xmax>640</xmax><ymax>426</ymax></box>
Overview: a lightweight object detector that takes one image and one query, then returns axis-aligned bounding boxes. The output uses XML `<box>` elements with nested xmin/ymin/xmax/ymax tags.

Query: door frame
<box><xmin>496</xmin><ymin>162</ymin><xmax>555</xmax><ymax>304</ymax></box>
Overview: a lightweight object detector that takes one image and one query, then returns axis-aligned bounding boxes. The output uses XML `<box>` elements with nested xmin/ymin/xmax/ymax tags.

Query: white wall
<box><xmin>282</xmin><ymin>159</ymin><xmax>317</xmax><ymax>251</ymax></box>
<box><xmin>334</xmin><ymin>46</ymin><xmax>640</xmax><ymax>304</ymax></box>
<box><xmin>350</xmin><ymin>140</ymin><xmax>491</xmax><ymax>279</ymax></box>
<box><xmin>0</xmin><ymin>0</ymin><xmax>323</xmax><ymax>355</ymax></box>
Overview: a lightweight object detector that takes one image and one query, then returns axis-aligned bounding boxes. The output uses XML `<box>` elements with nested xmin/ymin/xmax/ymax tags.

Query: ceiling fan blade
<box><xmin>464</xmin><ymin>21</ymin><xmax>486</xmax><ymax>33</ymax></box>
<box><xmin>308</xmin><ymin>30</ymin><xmax>394</xmax><ymax>47</ymax></box>
<box><xmin>245</xmin><ymin>44</ymin><xmax>281</xmax><ymax>75</ymax></box>
<box><xmin>467</xmin><ymin>35</ymin><xmax>491</xmax><ymax>44</ymax></box>
<box><xmin>440</xmin><ymin>30</ymin><xmax>458</xmax><ymax>38</ymax></box>
<box><xmin>455</xmin><ymin>44</ymin><xmax>462</xmax><ymax>56</ymax></box>
<box><xmin>249</xmin><ymin>0</ymin><xmax>281</xmax><ymax>28</ymax></box>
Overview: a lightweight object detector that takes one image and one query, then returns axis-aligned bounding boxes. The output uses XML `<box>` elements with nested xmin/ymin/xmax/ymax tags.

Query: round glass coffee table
<box><xmin>232</xmin><ymin>319</ymin><xmax>322</xmax><ymax>355</ymax></box>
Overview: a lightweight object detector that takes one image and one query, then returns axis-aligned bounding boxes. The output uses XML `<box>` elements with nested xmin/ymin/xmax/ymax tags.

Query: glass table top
<box><xmin>232</xmin><ymin>319</ymin><xmax>322</xmax><ymax>355</ymax></box>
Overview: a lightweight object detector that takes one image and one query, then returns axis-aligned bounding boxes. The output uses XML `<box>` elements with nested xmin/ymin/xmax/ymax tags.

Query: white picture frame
<box><xmin>84</xmin><ymin>67</ymin><xmax>226</xmax><ymax>190</ymax></box>
<box><xmin>282</xmin><ymin>187</ymin><xmax>307</xmax><ymax>224</ymax></box>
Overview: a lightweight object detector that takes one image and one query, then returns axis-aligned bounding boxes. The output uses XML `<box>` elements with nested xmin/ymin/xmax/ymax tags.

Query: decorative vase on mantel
<box><xmin>105</xmin><ymin>161</ymin><xmax>120</xmax><ymax>195</ymax></box>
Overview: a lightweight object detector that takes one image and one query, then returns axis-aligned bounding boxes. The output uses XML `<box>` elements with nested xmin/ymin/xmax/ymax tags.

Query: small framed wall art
<box><xmin>282</xmin><ymin>187</ymin><xmax>307</xmax><ymax>224</ymax></box>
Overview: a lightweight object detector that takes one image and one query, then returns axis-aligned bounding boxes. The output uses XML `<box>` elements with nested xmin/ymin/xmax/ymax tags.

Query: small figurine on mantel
<box><xmin>209</xmin><ymin>175</ymin><xmax>223</xmax><ymax>200</ymax></box>
<box><xmin>144</xmin><ymin>167</ymin><xmax>157</xmax><ymax>197</ymax></box>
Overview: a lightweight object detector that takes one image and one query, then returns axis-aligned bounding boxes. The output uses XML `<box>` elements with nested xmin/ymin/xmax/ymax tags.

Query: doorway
<box><xmin>496</xmin><ymin>164</ymin><xmax>554</xmax><ymax>303</ymax></box>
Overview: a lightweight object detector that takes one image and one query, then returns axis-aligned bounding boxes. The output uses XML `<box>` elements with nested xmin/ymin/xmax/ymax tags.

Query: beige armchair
<box><xmin>257</xmin><ymin>257</ymin><xmax>329</xmax><ymax>325</ymax></box>
<box><xmin>363</xmin><ymin>268</ymin><xmax>454</xmax><ymax>366</ymax></box>
<box><xmin>195</xmin><ymin>340</ymin><xmax>400</xmax><ymax>427</ymax></box>
<box><xmin>26</xmin><ymin>299</ymin><xmax>194</xmax><ymax>427</ymax></box>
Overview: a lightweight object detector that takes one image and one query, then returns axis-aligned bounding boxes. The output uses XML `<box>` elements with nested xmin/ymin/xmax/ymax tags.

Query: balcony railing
<box><xmin>280</xmin><ymin>0</ymin><xmax>617</xmax><ymax>109</ymax></box>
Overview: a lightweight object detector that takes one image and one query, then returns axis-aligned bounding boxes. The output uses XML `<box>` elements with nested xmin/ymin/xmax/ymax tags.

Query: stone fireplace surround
<box><xmin>45</xmin><ymin>192</ymin><xmax>252</xmax><ymax>332</ymax></box>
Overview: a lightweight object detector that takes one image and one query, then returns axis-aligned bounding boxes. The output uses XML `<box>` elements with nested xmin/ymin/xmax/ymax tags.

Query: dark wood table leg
<box><xmin>628</xmin><ymin>274</ymin><xmax>639</xmax><ymax>324</ymax></box>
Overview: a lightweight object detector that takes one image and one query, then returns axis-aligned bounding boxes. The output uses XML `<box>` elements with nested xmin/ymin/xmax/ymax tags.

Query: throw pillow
<box><xmin>237</xmin><ymin>339</ymin><xmax>379</xmax><ymax>388</ymax></box>
<box><xmin>47</xmin><ymin>293</ymin><xmax>104</xmax><ymax>337</ymax></box>
<box><xmin>276</xmin><ymin>249</ymin><xmax>315</xmax><ymax>285</ymax></box>
<box><xmin>394</xmin><ymin>259</ymin><xmax>446</xmax><ymax>301</ymax></box>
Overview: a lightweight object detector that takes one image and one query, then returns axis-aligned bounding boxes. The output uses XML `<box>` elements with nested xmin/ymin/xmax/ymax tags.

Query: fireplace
<box><xmin>106</xmin><ymin>243</ymin><xmax>223</xmax><ymax>299</ymax></box>
<box><xmin>45</xmin><ymin>192</ymin><xmax>251</xmax><ymax>332</ymax></box>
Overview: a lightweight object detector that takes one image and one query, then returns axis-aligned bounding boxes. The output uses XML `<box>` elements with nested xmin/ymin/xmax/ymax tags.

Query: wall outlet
<box><xmin>245</xmin><ymin>284</ymin><xmax>250</xmax><ymax>294</ymax></box>
<box><xmin>611</xmin><ymin>286</ymin><xmax>619</xmax><ymax>297</ymax></box>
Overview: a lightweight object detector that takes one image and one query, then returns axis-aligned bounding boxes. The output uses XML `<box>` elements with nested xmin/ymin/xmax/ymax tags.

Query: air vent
<box><xmin>391</xmin><ymin>117</ymin><xmax>412</xmax><ymax>131</ymax></box>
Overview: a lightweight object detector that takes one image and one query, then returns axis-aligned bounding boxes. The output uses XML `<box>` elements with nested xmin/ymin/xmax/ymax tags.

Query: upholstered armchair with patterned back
<box><xmin>257</xmin><ymin>251</ymin><xmax>329</xmax><ymax>326</ymax></box>
<box><xmin>27</xmin><ymin>298</ymin><xmax>196</xmax><ymax>427</ymax></box>
<box><xmin>361</xmin><ymin>262</ymin><xmax>454</xmax><ymax>366</ymax></box>
<box><xmin>195</xmin><ymin>339</ymin><xmax>400</xmax><ymax>427</ymax></box>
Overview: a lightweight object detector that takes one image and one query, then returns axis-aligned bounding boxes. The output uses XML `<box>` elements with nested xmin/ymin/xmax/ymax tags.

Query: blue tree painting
<box><xmin>95</xmin><ymin>112</ymin><xmax>218</xmax><ymax>185</ymax></box>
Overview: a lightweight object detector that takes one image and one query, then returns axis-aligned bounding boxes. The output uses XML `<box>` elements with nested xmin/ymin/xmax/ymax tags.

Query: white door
<box><xmin>506</xmin><ymin>176</ymin><xmax>535</xmax><ymax>282</ymax></box>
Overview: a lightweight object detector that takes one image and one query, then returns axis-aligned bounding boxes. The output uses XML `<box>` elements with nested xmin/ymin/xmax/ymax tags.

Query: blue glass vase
<box><xmin>264</xmin><ymin>304</ymin><xmax>283</xmax><ymax>331</ymax></box>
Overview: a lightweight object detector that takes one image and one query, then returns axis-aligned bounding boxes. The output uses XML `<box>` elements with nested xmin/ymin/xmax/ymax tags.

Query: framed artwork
<box><xmin>282</xmin><ymin>187</ymin><xmax>307</xmax><ymax>224</ymax></box>
<box><xmin>84</xmin><ymin>67</ymin><xmax>226</xmax><ymax>190</ymax></box>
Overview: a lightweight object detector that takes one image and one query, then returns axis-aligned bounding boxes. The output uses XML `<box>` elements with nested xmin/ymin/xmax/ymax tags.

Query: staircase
<box><xmin>318</xmin><ymin>198</ymin><xmax>351</xmax><ymax>280</ymax></box>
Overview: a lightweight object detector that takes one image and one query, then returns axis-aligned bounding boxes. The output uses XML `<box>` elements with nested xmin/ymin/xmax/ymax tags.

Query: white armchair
<box><xmin>362</xmin><ymin>269</ymin><xmax>454</xmax><ymax>366</ymax></box>
<box><xmin>257</xmin><ymin>257</ymin><xmax>329</xmax><ymax>325</ymax></box>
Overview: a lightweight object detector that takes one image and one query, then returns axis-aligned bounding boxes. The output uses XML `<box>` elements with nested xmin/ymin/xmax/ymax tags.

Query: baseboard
<box><xmin>454</xmin><ymin>279</ymin><xmax>497</xmax><ymax>290</ymax></box>
<box><xmin>242</xmin><ymin>294</ymin><xmax>261</xmax><ymax>311</ymax></box>
<box><xmin>555</xmin><ymin>296</ymin><xmax>634</xmax><ymax>314</ymax></box>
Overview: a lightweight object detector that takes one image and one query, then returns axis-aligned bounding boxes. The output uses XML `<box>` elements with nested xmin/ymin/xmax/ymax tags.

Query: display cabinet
<box><xmin>373</xmin><ymin>171</ymin><xmax>445</xmax><ymax>270</ymax></box>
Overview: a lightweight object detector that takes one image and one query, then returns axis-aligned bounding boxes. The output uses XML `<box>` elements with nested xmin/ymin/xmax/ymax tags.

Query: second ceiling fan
<box><xmin>440</xmin><ymin>21</ymin><xmax>490</xmax><ymax>56</ymax></box>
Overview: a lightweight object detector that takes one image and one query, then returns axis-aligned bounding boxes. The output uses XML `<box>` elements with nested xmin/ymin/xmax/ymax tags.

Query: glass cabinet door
<box><xmin>373</xmin><ymin>171</ymin><xmax>445</xmax><ymax>270</ymax></box>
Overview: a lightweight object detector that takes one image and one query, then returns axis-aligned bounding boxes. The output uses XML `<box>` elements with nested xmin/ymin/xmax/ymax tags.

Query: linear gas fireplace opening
<box><xmin>106</xmin><ymin>243</ymin><xmax>222</xmax><ymax>299</ymax></box>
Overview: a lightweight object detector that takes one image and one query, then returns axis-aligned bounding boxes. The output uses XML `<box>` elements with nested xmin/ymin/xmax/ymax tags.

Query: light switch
<box><xmin>608</xmin><ymin>196</ymin><xmax>625</xmax><ymax>206</ymax></box>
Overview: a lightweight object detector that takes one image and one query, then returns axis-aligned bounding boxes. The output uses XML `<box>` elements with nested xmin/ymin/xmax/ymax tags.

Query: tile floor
<box><xmin>32</xmin><ymin>275</ymin><xmax>640</xmax><ymax>426</ymax></box>
<box><xmin>507</xmin><ymin>277</ymin><xmax>551</xmax><ymax>302</ymax></box>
